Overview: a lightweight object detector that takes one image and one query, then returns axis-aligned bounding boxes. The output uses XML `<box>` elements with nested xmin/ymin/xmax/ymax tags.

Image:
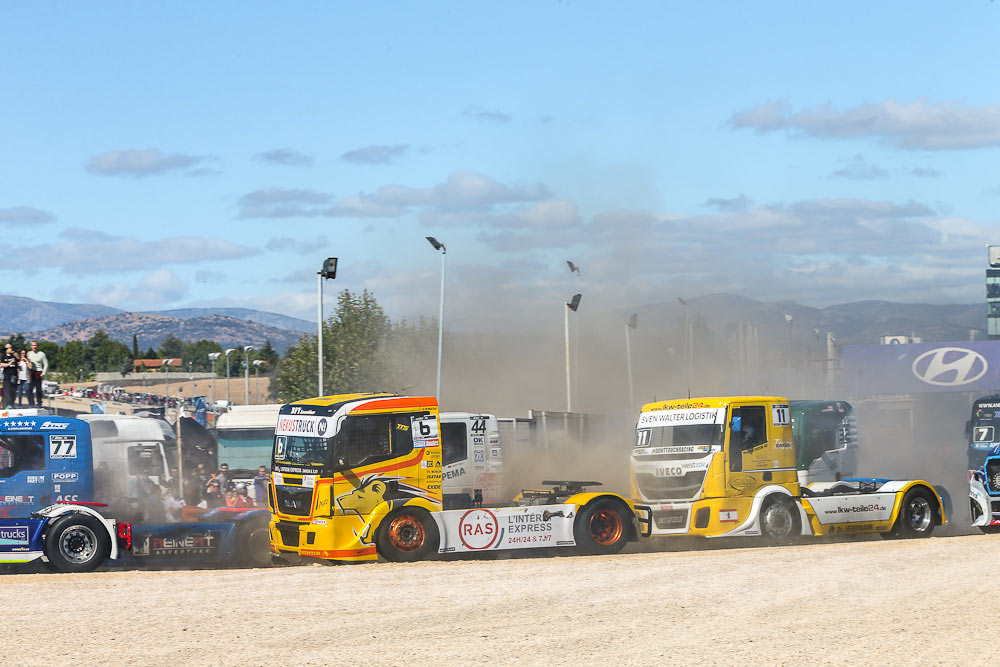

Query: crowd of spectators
<box><xmin>123</xmin><ymin>462</ymin><xmax>269</xmax><ymax>523</ymax></box>
<box><xmin>0</xmin><ymin>340</ymin><xmax>48</xmax><ymax>408</ymax></box>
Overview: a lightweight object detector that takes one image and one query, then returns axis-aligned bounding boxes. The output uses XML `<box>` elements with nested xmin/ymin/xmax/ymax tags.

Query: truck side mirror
<box><xmin>966</xmin><ymin>420</ymin><xmax>972</xmax><ymax>438</ymax></box>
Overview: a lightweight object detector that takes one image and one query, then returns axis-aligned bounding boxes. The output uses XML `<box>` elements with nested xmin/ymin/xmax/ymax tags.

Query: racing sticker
<box><xmin>637</xmin><ymin>408</ymin><xmax>725</xmax><ymax>427</ymax></box>
<box><xmin>49</xmin><ymin>435</ymin><xmax>77</xmax><ymax>459</ymax></box>
<box><xmin>411</xmin><ymin>415</ymin><xmax>439</xmax><ymax>448</ymax></box>
<box><xmin>275</xmin><ymin>415</ymin><xmax>331</xmax><ymax>438</ymax></box>
<box><xmin>771</xmin><ymin>404</ymin><xmax>790</xmax><ymax>426</ymax></box>
<box><xmin>0</xmin><ymin>526</ymin><xmax>29</xmax><ymax>547</ymax></box>
<box><xmin>719</xmin><ymin>509</ymin><xmax>739</xmax><ymax>523</ymax></box>
<box><xmin>974</xmin><ymin>426</ymin><xmax>995</xmax><ymax>443</ymax></box>
<box><xmin>435</xmin><ymin>505</ymin><xmax>577</xmax><ymax>553</ymax></box>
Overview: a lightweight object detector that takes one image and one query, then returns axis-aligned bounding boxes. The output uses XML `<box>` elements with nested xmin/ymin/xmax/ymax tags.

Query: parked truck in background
<box><xmin>268</xmin><ymin>393</ymin><xmax>649</xmax><ymax>563</ymax></box>
<box><xmin>631</xmin><ymin>396</ymin><xmax>945</xmax><ymax>541</ymax></box>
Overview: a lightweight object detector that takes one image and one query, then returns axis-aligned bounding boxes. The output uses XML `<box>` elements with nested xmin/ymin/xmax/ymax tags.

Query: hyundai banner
<box><xmin>842</xmin><ymin>341</ymin><xmax>1000</xmax><ymax>395</ymax></box>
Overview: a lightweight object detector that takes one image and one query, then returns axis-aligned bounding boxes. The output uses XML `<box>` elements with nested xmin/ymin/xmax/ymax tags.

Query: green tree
<box><xmin>157</xmin><ymin>335</ymin><xmax>185</xmax><ymax>359</ymax></box>
<box><xmin>144</xmin><ymin>347</ymin><xmax>158</xmax><ymax>359</ymax></box>
<box><xmin>58</xmin><ymin>340</ymin><xmax>87</xmax><ymax>374</ymax></box>
<box><xmin>85</xmin><ymin>330</ymin><xmax>132</xmax><ymax>372</ymax></box>
<box><xmin>132</xmin><ymin>334</ymin><xmax>139</xmax><ymax>359</ymax></box>
<box><xmin>184</xmin><ymin>339</ymin><xmax>224</xmax><ymax>372</ymax></box>
<box><xmin>274</xmin><ymin>289</ymin><xmax>392</xmax><ymax>402</ymax></box>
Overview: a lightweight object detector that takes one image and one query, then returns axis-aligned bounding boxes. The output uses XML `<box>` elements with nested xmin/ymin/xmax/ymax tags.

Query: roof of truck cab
<box><xmin>282</xmin><ymin>393</ymin><xmax>438</xmax><ymax>417</ymax></box>
<box><xmin>640</xmin><ymin>396</ymin><xmax>788</xmax><ymax>412</ymax></box>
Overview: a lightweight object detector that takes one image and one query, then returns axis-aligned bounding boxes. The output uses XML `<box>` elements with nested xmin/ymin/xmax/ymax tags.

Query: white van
<box><xmin>77</xmin><ymin>414</ymin><xmax>173</xmax><ymax>518</ymax></box>
<box><xmin>439</xmin><ymin>412</ymin><xmax>503</xmax><ymax>508</ymax></box>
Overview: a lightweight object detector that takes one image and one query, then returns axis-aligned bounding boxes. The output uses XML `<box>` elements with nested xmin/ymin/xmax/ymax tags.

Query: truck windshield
<box><xmin>273</xmin><ymin>435</ymin><xmax>328</xmax><ymax>467</ymax></box>
<box><xmin>635</xmin><ymin>424</ymin><xmax>724</xmax><ymax>448</ymax></box>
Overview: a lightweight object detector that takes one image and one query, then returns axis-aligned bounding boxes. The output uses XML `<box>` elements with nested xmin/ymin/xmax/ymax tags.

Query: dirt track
<box><xmin>2</xmin><ymin>535</ymin><xmax>994</xmax><ymax>665</ymax></box>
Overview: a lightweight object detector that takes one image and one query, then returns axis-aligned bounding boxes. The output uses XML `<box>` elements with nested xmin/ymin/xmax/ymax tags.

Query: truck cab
<box><xmin>789</xmin><ymin>400</ymin><xmax>858</xmax><ymax>485</ymax></box>
<box><xmin>0</xmin><ymin>416</ymin><xmax>95</xmax><ymax>517</ymax></box>
<box><xmin>966</xmin><ymin>395</ymin><xmax>1000</xmax><ymax>470</ymax></box>
<box><xmin>632</xmin><ymin>396</ymin><xmax>944</xmax><ymax>540</ymax></box>
<box><xmin>439</xmin><ymin>412</ymin><xmax>502</xmax><ymax>508</ymax></box>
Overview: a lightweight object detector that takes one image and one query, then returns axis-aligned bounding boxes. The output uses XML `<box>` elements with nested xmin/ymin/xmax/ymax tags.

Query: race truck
<box><xmin>268</xmin><ymin>393</ymin><xmax>649</xmax><ymax>563</ymax></box>
<box><xmin>966</xmin><ymin>395</ymin><xmax>1000</xmax><ymax>470</ymax></box>
<box><xmin>630</xmin><ymin>396</ymin><xmax>946</xmax><ymax>541</ymax></box>
<box><xmin>968</xmin><ymin>444</ymin><xmax>1000</xmax><ymax>533</ymax></box>
<box><xmin>0</xmin><ymin>416</ymin><xmax>269</xmax><ymax>569</ymax></box>
<box><xmin>0</xmin><ymin>502</ymin><xmax>132</xmax><ymax>573</ymax></box>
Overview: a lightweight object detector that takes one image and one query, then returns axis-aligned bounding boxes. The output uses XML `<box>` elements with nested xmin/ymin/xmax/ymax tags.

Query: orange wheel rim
<box><xmin>388</xmin><ymin>514</ymin><xmax>425</xmax><ymax>552</ymax></box>
<box><xmin>590</xmin><ymin>509</ymin><xmax>624</xmax><ymax>546</ymax></box>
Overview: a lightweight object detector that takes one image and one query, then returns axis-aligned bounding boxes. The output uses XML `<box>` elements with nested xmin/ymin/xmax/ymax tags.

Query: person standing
<box><xmin>253</xmin><ymin>465</ymin><xmax>270</xmax><ymax>507</ymax></box>
<box><xmin>26</xmin><ymin>341</ymin><xmax>48</xmax><ymax>408</ymax></box>
<box><xmin>1</xmin><ymin>343</ymin><xmax>18</xmax><ymax>408</ymax></box>
<box><xmin>16</xmin><ymin>349</ymin><xmax>32</xmax><ymax>407</ymax></box>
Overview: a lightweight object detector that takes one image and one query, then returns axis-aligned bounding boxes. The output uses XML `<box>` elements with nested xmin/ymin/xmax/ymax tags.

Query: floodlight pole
<box><xmin>426</xmin><ymin>237</ymin><xmax>446</xmax><ymax>401</ymax></box>
<box><xmin>625</xmin><ymin>315</ymin><xmax>637</xmax><ymax>410</ymax></box>
<box><xmin>317</xmin><ymin>270</ymin><xmax>324</xmax><ymax>397</ymax></box>
<box><xmin>225</xmin><ymin>348</ymin><xmax>236</xmax><ymax>405</ymax></box>
<box><xmin>565</xmin><ymin>302</ymin><xmax>572</xmax><ymax>412</ymax></box>
<box><xmin>243</xmin><ymin>346</ymin><xmax>254</xmax><ymax>405</ymax></box>
<box><xmin>208</xmin><ymin>352</ymin><xmax>221</xmax><ymax>406</ymax></box>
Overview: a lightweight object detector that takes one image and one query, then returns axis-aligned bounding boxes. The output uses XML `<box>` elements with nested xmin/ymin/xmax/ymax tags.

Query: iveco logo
<box><xmin>912</xmin><ymin>347</ymin><xmax>988</xmax><ymax>386</ymax></box>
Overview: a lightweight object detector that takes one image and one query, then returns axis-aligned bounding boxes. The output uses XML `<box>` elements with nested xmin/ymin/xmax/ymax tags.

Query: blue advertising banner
<box><xmin>194</xmin><ymin>396</ymin><xmax>207</xmax><ymax>427</ymax></box>
<box><xmin>842</xmin><ymin>341</ymin><xmax>1000</xmax><ymax>396</ymax></box>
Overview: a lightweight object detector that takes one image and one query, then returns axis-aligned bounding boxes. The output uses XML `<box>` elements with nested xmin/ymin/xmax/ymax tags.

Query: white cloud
<box><xmin>85</xmin><ymin>149</ymin><xmax>209</xmax><ymax>176</ymax></box>
<box><xmin>82</xmin><ymin>269</ymin><xmax>189</xmax><ymax>308</ymax></box>
<box><xmin>340</xmin><ymin>144</ymin><xmax>409</xmax><ymax>164</ymax></box>
<box><xmin>254</xmin><ymin>148</ymin><xmax>314</xmax><ymax>167</ymax></box>
<box><xmin>2</xmin><ymin>233</ymin><xmax>256</xmax><ymax>273</ymax></box>
<box><xmin>0</xmin><ymin>206</ymin><xmax>55</xmax><ymax>225</ymax></box>
<box><xmin>732</xmin><ymin>99</ymin><xmax>1000</xmax><ymax>150</ymax></box>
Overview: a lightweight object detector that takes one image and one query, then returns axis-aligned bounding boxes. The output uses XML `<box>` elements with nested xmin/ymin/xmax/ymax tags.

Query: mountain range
<box><xmin>0</xmin><ymin>293</ymin><xmax>989</xmax><ymax>354</ymax></box>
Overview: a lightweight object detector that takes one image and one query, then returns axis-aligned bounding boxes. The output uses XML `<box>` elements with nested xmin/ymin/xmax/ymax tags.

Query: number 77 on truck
<box><xmin>630</xmin><ymin>396</ymin><xmax>946</xmax><ymax>541</ymax></box>
<box><xmin>268</xmin><ymin>393</ymin><xmax>649</xmax><ymax>563</ymax></box>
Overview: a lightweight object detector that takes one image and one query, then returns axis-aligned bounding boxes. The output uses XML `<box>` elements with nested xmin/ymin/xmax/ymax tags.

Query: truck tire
<box><xmin>759</xmin><ymin>497</ymin><xmax>799</xmax><ymax>544</ymax></box>
<box><xmin>376</xmin><ymin>508</ymin><xmax>439</xmax><ymax>563</ymax></box>
<box><xmin>574</xmin><ymin>498</ymin><xmax>631</xmax><ymax>555</ymax></box>
<box><xmin>43</xmin><ymin>513</ymin><xmax>111</xmax><ymax>573</ymax></box>
<box><xmin>979</xmin><ymin>526</ymin><xmax>1000</xmax><ymax>535</ymax></box>
<box><xmin>891</xmin><ymin>488</ymin><xmax>936</xmax><ymax>538</ymax></box>
<box><xmin>236</xmin><ymin>515</ymin><xmax>272</xmax><ymax>567</ymax></box>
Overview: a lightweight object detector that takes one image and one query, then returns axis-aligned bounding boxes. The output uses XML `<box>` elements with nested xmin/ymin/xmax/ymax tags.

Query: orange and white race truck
<box><xmin>267</xmin><ymin>393</ymin><xmax>649</xmax><ymax>562</ymax></box>
<box><xmin>631</xmin><ymin>396</ymin><xmax>946</xmax><ymax>541</ymax></box>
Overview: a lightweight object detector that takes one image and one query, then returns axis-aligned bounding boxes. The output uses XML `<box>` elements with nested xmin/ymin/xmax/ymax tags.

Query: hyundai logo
<box><xmin>912</xmin><ymin>347</ymin><xmax>988</xmax><ymax>386</ymax></box>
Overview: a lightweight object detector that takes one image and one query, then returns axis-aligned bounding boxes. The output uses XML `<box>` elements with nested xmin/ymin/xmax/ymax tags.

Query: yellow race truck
<box><xmin>631</xmin><ymin>396</ymin><xmax>946</xmax><ymax>541</ymax></box>
<box><xmin>268</xmin><ymin>393</ymin><xmax>649</xmax><ymax>562</ymax></box>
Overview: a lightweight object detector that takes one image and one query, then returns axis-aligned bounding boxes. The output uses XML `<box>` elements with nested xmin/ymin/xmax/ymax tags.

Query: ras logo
<box><xmin>912</xmin><ymin>347</ymin><xmax>988</xmax><ymax>387</ymax></box>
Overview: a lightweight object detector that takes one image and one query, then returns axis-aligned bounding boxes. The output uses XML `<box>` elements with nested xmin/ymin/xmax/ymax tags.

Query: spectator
<box><xmin>215</xmin><ymin>462</ymin><xmax>231</xmax><ymax>491</ymax></box>
<box><xmin>253</xmin><ymin>466</ymin><xmax>269</xmax><ymax>507</ymax></box>
<box><xmin>229</xmin><ymin>483</ymin><xmax>253</xmax><ymax>508</ymax></box>
<box><xmin>163</xmin><ymin>488</ymin><xmax>184</xmax><ymax>522</ymax></box>
<box><xmin>202</xmin><ymin>479</ymin><xmax>224</xmax><ymax>509</ymax></box>
<box><xmin>131</xmin><ymin>473</ymin><xmax>166</xmax><ymax>522</ymax></box>
<box><xmin>16</xmin><ymin>349</ymin><xmax>32</xmax><ymax>407</ymax></box>
<box><xmin>26</xmin><ymin>340</ymin><xmax>47</xmax><ymax>407</ymax></box>
<box><xmin>0</xmin><ymin>343</ymin><xmax>17</xmax><ymax>408</ymax></box>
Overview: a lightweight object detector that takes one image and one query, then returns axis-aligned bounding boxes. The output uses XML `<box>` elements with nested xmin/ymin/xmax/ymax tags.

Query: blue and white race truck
<box><xmin>0</xmin><ymin>416</ymin><xmax>270</xmax><ymax>571</ymax></box>
<box><xmin>970</xmin><ymin>444</ymin><xmax>1000</xmax><ymax>534</ymax></box>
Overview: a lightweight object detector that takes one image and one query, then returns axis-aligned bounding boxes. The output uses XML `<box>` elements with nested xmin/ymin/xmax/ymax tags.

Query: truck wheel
<box><xmin>43</xmin><ymin>513</ymin><xmax>111</xmax><ymax>573</ymax></box>
<box><xmin>893</xmin><ymin>488</ymin><xmax>936</xmax><ymax>538</ymax></box>
<box><xmin>759</xmin><ymin>498</ymin><xmax>799</xmax><ymax>544</ymax></box>
<box><xmin>377</xmin><ymin>509</ymin><xmax>439</xmax><ymax>562</ymax></box>
<box><xmin>979</xmin><ymin>526</ymin><xmax>1000</xmax><ymax>535</ymax></box>
<box><xmin>574</xmin><ymin>499</ymin><xmax>630</xmax><ymax>555</ymax></box>
<box><xmin>237</xmin><ymin>515</ymin><xmax>272</xmax><ymax>567</ymax></box>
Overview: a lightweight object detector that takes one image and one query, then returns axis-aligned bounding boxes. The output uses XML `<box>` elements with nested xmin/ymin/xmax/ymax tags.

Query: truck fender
<box><xmin>970</xmin><ymin>478</ymin><xmax>990</xmax><ymax>527</ymax></box>
<box><xmin>715</xmin><ymin>485</ymin><xmax>813</xmax><ymax>538</ymax></box>
<box><xmin>933</xmin><ymin>485</ymin><xmax>952</xmax><ymax>523</ymax></box>
<box><xmin>34</xmin><ymin>504</ymin><xmax>120</xmax><ymax>560</ymax></box>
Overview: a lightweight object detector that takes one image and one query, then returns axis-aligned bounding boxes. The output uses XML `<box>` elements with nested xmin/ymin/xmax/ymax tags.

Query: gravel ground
<box><xmin>2</xmin><ymin>535</ymin><xmax>994</xmax><ymax>666</ymax></box>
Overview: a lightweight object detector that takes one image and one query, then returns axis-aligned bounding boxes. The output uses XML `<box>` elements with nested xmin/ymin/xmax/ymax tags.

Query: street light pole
<box><xmin>317</xmin><ymin>258</ymin><xmax>338</xmax><ymax>397</ymax></box>
<box><xmin>224</xmin><ymin>348</ymin><xmax>235</xmax><ymax>405</ymax></box>
<box><xmin>426</xmin><ymin>237</ymin><xmax>446</xmax><ymax>401</ymax></box>
<box><xmin>208</xmin><ymin>352</ymin><xmax>221</xmax><ymax>406</ymax></box>
<box><xmin>678</xmin><ymin>297</ymin><xmax>692</xmax><ymax>393</ymax></box>
<box><xmin>625</xmin><ymin>313</ymin><xmax>637</xmax><ymax>410</ymax></box>
<box><xmin>564</xmin><ymin>294</ymin><xmax>581</xmax><ymax>412</ymax></box>
<box><xmin>243</xmin><ymin>346</ymin><xmax>254</xmax><ymax>405</ymax></box>
<box><xmin>253</xmin><ymin>360</ymin><xmax>266</xmax><ymax>404</ymax></box>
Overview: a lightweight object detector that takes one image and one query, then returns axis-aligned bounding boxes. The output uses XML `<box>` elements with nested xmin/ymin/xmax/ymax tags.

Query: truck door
<box><xmin>441</xmin><ymin>418</ymin><xmax>472</xmax><ymax>508</ymax></box>
<box><xmin>0</xmin><ymin>432</ymin><xmax>47</xmax><ymax>517</ymax></box>
<box><xmin>329</xmin><ymin>411</ymin><xmax>426</xmax><ymax>545</ymax></box>
<box><xmin>726</xmin><ymin>402</ymin><xmax>796</xmax><ymax>495</ymax></box>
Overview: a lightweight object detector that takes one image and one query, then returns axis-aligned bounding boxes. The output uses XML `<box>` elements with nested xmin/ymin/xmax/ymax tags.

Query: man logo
<box><xmin>912</xmin><ymin>347</ymin><xmax>988</xmax><ymax>386</ymax></box>
<box><xmin>317</xmin><ymin>418</ymin><xmax>328</xmax><ymax>437</ymax></box>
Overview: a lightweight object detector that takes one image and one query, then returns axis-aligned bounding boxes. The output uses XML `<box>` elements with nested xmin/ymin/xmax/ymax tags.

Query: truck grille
<box><xmin>275</xmin><ymin>485</ymin><xmax>313</xmax><ymax>516</ymax></box>
<box><xmin>275</xmin><ymin>520</ymin><xmax>302</xmax><ymax>548</ymax></box>
<box><xmin>635</xmin><ymin>471</ymin><xmax>706</xmax><ymax>500</ymax></box>
<box><xmin>653</xmin><ymin>509</ymin><xmax>689</xmax><ymax>530</ymax></box>
<box><xmin>987</xmin><ymin>460</ymin><xmax>1000</xmax><ymax>495</ymax></box>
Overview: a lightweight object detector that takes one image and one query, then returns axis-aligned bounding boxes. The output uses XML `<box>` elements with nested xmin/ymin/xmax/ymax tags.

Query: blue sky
<box><xmin>2</xmin><ymin>1</ymin><xmax>999</xmax><ymax>327</ymax></box>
